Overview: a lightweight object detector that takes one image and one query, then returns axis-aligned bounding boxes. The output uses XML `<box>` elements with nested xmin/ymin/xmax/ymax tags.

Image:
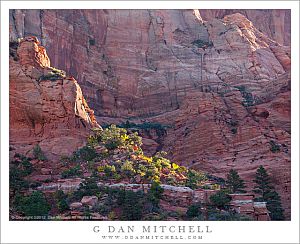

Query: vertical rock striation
<box><xmin>9</xmin><ymin>36</ymin><xmax>100</xmax><ymax>159</ymax></box>
<box><xmin>9</xmin><ymin>10</ymin><xmax>291</xmax><ymax>218</ymax></box>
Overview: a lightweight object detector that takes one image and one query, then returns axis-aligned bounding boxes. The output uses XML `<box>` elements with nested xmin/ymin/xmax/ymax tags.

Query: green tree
<box><xmin>253</xmin><ymin>165</ymin><xmax>273</xmax><ymax>201</ymax></box>
<box><xmin>186</xmin><ymin>203</ymin><xmax>202</xmax><ymax>219</ymax></box>
<box><xmin>121</xmin><ymin>161</ymin><xmax>136</xmax><ymax>177</ymax></box>
<box><xmin>253</xmin><ymin>165</ymin><xmax>284</xmax><ymax>220</ymax></box>
<box><xmin>61</xmin><ymin>165</ymin><xmax>83</xmax><ymax>178</ymax></box>
<box><xmin>147</xmin><ymin>181</ymin><xmax>164</xmax><ymax>210</ymax></box>
<box><xmin>209</xmin><ymin>190</ymin><xmax>231</xmax><ymax>210</ymax></box>
<box><xmin>186</xmin><ymin>169</ymin><xmax>207</xmax><ymax>189</ymax></box>
<box><xmin>54</xmin><ymin>190</ymin><xmax>69</xmax><ymax>213</ymax></box>
<box><xmin>116</xmin><ymin>190</ymin><xmax>144</xmax><ymax>220</ymax></box>
<box><xmin>15</xmin><ymin>191</ymin><xmax>51</xmax><ymax>216</ymax></box>
<box><xmin>94</xmin><ymin>124</ymin><xmax>142</xmax><ymax>150</ymax></box>
<box><xmin>265</xmin><ymin>190</ymin><xmax>284</xmax><ymax>220</ymax></box>
<box><xmin>226</xmin><ymin>169</ymin><xmax>246</xmax><ymax>193</ymax></box>
<box><xmin>10</xmin><ymin>155</ymin><xmax>33</xmax><ymax>193</ymax></box>
<box><xmin>33</xmin><ymin>144</ymin><xmax>47</xmax><ymax>161</ymax></box>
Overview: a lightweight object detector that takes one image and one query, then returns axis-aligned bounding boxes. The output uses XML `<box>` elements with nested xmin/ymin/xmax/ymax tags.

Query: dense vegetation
<box><xmin>253</xmin><ymin>166</ymin><xmax>284</xmax><ymax>220</ymax></box>
<box><xmin>102</xmin><ymin>121</ymin><xmax>171</xmax><ymax>137</ymax></box>
<box><xmin>82</xmin><ymin>125</ymin><xmax>209</xmax><ymax>188</ymax></box>
<box><xmin>14</xmin><ymin>191</ymin><xmax>51</xmax><ymax>217</ymax></box>
<box><xmin>191</xmin><ymin>39</ymin><xmax>213</xmax><ymax>48</ymax></box>
<box><xmin>38</xmin><ymin>67</ymin><xmax>66</xmax><ymax>82</ymax></box>
<box><xmin>9</xmin><ymin>125</ymin><xmax>285</xmax><ymax>221</ymax></box>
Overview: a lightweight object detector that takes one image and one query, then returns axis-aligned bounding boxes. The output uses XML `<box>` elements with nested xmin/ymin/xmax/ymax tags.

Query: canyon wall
<box><xmin>9</xmin><ymin>10</ymin><xmax>291</xmax><ymax>218</ymax></box>
<box><xmin>9</xmin><ymin>36</ymin><xmax>99</xmax><ymax>159</ymax></box>
<box><xmin>9</xmin><ymin>9</ymin><xmax>290</xmax><ymax>117</ymax></box>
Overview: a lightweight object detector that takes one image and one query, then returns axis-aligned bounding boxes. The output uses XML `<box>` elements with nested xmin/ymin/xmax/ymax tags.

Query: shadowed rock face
<box><xmin>9</xmin><ymin>9</ymin><xmax>290</xmax><ymax>117</ymax></box>
<box><xmin>9</xmin><ymin>10</ymin><xmax>290</xmax><ymax>218</ymax></box>
<box><xmin>9</xmin><ymin>37</ymin><xmax>100</xmax><ymax>159</ymax></box>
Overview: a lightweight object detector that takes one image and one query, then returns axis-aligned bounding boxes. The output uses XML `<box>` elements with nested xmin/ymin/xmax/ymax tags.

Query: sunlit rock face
<box><xmin>9</xmin><ymin>9</ymin><xmax>290</xmax><ymax>117</ymax></box>
<box><xmin>9</xmin><ymin>37</ymin><xmax>100</xmax><ymax>160</ymax></box>
<box><xmin>9</xmin><ymin>10</ymin><xmax>290</xmax><ymax>219</ymax></box>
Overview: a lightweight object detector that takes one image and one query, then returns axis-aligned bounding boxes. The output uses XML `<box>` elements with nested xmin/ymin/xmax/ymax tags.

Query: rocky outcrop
<box><xmin>9</xmin><ymin>36</ymin><xmax>100</xmax><ymax>159</ymax></box>
<box><xmin>9</xmin><ymin>10</ymin><xmax>291</xmax><ymax>117</ymax></box>
<box><xmin>9</xmin><ymin>10</ymin><xmax>290</xmax><ymax>219</ymax></box>
<box><xmin>198</xmin><ymin>9</ymin><xmax>291</xmax><ymax>46</ymax></box>
<box><xmin>81</xmin><ymin>196</ymin><xmax>98</xmax><ymax>208</ymax></box>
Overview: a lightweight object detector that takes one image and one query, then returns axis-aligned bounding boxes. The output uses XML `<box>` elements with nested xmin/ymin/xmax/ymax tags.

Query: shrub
<box><xmin>242</xmin><ymin>93</ymin><xmax>254</xmax><ymax>107</ymax></box>
<box><xmin>186</xmin><ymin>203</ymin><xmax>202</xmax><ymax>219</ymax></box>
<box><xmin>185</xmin><ymin>169</ymin><xmax>207</xmax><ymax>189</ymax></box>
<box><xmin>10</xmin><ymin>155</ymin><xmax>33</xmax><ymax>192</ymax></box>
<box><xmin>38</xmin><ymin>68</ymin><xmax>66</xmax><ymax>82</ymax></box>
<box><xmin>191</xmin><ymin>39</ymin><xmax>213</xmax><ymax>48</ymax></box>
<box><xmin>142</xmin><ymin>212</ymin><xmax>167</xmax><ymax>221</ymax></box>
<box><xmin>269</xmin><ymin>140</ymin><xmax>280</xmax><ymax>153</ymax></box>
<box><xmin>73</xmin><ymin>178</ymin><xmax>100</xmax><ymax>201</ymax></box>
<box><xmin>71</xmin><ymin>146</ymin><xmax>98</xmax><ymax>162</ymax></box>
<box><xmin>147</xmin><ymin>181</ymin><xmax>164</xmax><ymax>209</ymax></box>
<box><xmin>12</xmin><ymin>155</ymin><xmax>33</xmax><ymax>176</ymax></box>
<box><xmin>121</xmin><ymin>161</ymin><xmax>136</xmax><ymax>177</ymax></box>
<box><xmin>15</xmin><ymin>191</ymin><xmax>50</xmax><ymax>216</ymax></box>
<box><xmin>144</xmin><ymin>164</ymin><xmax>160</xmax><ymax>183</ymax></box>
<box><xmin>231</xmin><ymin>128</ymin><xmax>237</xmax><ymax>134</ymax></box>
<box><xmin>33</xmin><ymin>144</ymin><xmax>47</xmax><ymax>161</ymax></box>
<box><xmin>166</xmin><ymin>176</ymin><xmax>177</xmax><ymax>186</ymax></box>
<box><xmin>118</xmin><ymin>121</ymin><xmax>171</xmax><ymax>136</ymax></box>
<box><xmin>117</xmin><ymin>190</ymin><xmax>144</xmax><ymax>220</ymax></box>
<box><xmin>177</xmin><ymin>165</ymin><xmax>187</xmax><ymax>174</ymax></box>
<box><xmin>103</xmin><ymin>165</ymin><xmax>116</xmax><ymax>177</ymax></box>
<box><xmin>108</xmin><ymin>211</ymin><xmax>117</xmax><ymax>220</ymax></box>
<box><xmin>91</xmin><ymin>125</ymin><xmax>142</xmax><ymax>151</ymax></box>
<box><xmin>209</xmin><ymin>190</ymin><xmax>231</xmax><ymax>209</ymax></box>
<box><xmin>160</xmin><ymin>159</ymin><xmax>172</xmax><ymax>169</ymax></box>
<box><xmin>98</xmin><ymin>204</ymin><xmax>111</xmax><ymax>216</ymax></box>
<box><xmin>61</xmin><ymin>165</ymin><xmax>83</xmax><ymax>178</ymax></box>
<box><xmin>54</xmin><ymin>190</ymin><xmax>69</xmax><ymax>213</ymax></box>
<box><xmin>208</xmin><ymin>211</ymin><xmax>252</xmax><ymax>221</ymax></box>
<box><xmin>89</xmin><ymin>39</ymin><xmax>95</xmax><ymax>45</ymax></box>
<box><xmin>235</xmin><ymin>86</ymin><xmax>255</xmax><ymax>107</ymax></box>
<box><xmin>10</xmin><ymin>167</ymin><xmax>30</xmax><ymax>192</ymax></box>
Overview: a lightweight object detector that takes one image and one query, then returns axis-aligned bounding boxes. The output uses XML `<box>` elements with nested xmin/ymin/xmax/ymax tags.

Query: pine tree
<box><xmin>253</xmin><ymin>165</ymin><xmax>285</xmax><ymax>220</ymax></box>
<box><xmin>226</xmin><ymin>169</ymin><xmax>246</xmax><ymax>193</ymax></box>
<box><xmin>265</xmin><ymin>190</ymin><xmax>284</xmax><ymax>220</ymax></box>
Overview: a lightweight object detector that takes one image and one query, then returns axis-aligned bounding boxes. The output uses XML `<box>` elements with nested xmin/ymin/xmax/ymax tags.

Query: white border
<box><xmin>1</xmin><ymin>1</ymin><xmax>299</xmax><ymax>243</ymax></box>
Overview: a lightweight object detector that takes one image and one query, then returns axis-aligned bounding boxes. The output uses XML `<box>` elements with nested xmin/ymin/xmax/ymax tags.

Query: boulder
<box><xmin>70</xmin><ymin>202</ymin><xmax>83</xmax><ymax>210</ymax></box>
<box><xmin>41</xmin><ymin>168</ymin><xmax>52</xmax><ymax>175</ymax></box>
<box><xmin>81</xmin><ymin>196</ymin><xmax>98</xmax><ymax>208</ymax></box>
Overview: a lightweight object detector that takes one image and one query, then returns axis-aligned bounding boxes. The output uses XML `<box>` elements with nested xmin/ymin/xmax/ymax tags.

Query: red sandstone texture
<box><xmin>9</xmin><ymin>10</ymin><xmax>291</xmax><ymax>218</ymax></box>
<box><xmin>9</xmin><ymin>36</ymin><xmax>100</xmax><ymax>159</ymax></box>
<box><xmin>9</xmin><ymin>9</ymin><xmax>290</xmax><ymax>117</ymax></box>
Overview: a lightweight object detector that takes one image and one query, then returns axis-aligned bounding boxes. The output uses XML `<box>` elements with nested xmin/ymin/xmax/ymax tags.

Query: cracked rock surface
<box><xmin>9</xmin><ymin>10</ymin><xmax>291</xmax><ymax>219</ymax></box>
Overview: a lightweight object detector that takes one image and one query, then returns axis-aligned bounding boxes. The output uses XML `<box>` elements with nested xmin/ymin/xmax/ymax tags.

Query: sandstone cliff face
<box><xmin>198</xmin><ymin>9</ymin><xmax>291</xmax><ymax>46</ymax></box>
<box><xmin>9</xmin><ymin>37</ymin><xmax>99</xmax><ymax>159</ymax></box>
<box><xmin>9</xmin><ymin>10</ymin><xmax>290</xmax><ymax>218</ymax></box>
<box><xmin>9</xmin><ymin>9</ymin><xmax>290</xmax><ymax>117</ymax></box>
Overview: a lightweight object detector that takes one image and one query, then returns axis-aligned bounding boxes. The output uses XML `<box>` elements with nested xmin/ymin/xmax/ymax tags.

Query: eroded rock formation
<box><xmin>9</xmin><ymin>10</ymin><xmax>291</xmax><ymax>218</ymax></box>
<box><xmin>9</xmin><ymin>36</ymin><xmax>100</xmax><ymax>159</ymax></box>
<box><xmin>9</xmin><ymin>9</ymin><xmax>291</xmax><ymax>117</ymax></box>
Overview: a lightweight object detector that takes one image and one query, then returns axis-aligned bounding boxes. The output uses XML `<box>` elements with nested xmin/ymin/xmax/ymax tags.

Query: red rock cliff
<box><xmin>9</xmin><ymin>36</ymin><xmax>100</xmax><ymax>159</ymax></box>
<box><xmin>9</xmin><ymin>10</ymin><xmax>291</xmax><ymax>219</ymax></box>
<box><xmin>9</xmin><ymin>9</ymin><xmax>291</xmax><ymax>117</ymax></box>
